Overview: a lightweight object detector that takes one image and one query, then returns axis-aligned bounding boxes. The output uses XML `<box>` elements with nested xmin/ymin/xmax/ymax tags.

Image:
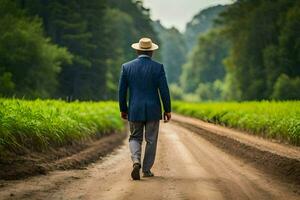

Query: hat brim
<box><xmin>131</xmin><ymin>43</ymin><xmax>159</xmax><ymax>51</ymax></box>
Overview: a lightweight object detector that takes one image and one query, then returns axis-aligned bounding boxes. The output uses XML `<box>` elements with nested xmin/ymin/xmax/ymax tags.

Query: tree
<box><xmin>0</xmin><ymin>0</ymin><xmax>72</xmax><ymax>98</ymax></box>
<box><xmin>153</xmin><ymin>21</ymin><xmax>187</xmax><ymax>83</ymax></box>
<box><xmin>271</xmin><ymin>74</ymin><xmax>300</xmax><ymax>100</ymax></box>
<box><xmin>195</xmin><ymin>80</ymin><xmax>223</xmax><ymax>101</ymax></box>
<box><xmin>180</xmin><ymin>29</ymin><xmax>228</xmax><ymax>94</ymax></box>
<box><xmin>0</xmin><ymin>72</ymin><xmax>15</xmax><ymax>96</ymax></box>
<box><xmin>103</xmin><ymin>8</ymin><xmax>135</xmax><ymax>99</ymax></box>
<box><xmin>16</xmin><ymin>0</ymin><xmax>160</xmax><ymax>100</ymax></box>
<box><xmin>184</xmin><ymin>5</ymin><xmax>227</xmax><ymax>51</ymax></box>
<box><xmin>219</xmin><ymin>0</ymin><xmax>300</xmax><ymax>100</ymax></box>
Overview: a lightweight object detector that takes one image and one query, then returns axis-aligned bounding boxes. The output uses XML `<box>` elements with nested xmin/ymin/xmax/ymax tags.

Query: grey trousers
<box><xmin>129</xmin><ymin>121</ymin><xmax>160</xmax><ymax>172</ymax></box>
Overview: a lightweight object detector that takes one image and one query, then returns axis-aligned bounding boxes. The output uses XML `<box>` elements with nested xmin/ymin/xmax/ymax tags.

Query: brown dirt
<box><xmin>0</xmin><ymin>132</ymin><xmax>126</xmax><ymax>180</ymax></box>
<box><xmin>0</xmin><ymin>121</ymin><xmax>299</xmax><ymax>200</ymax></box>
<box><xmin>172</xmin><ymin>114</ymin><xmax>300</xmax><ymax>185</ymax></box>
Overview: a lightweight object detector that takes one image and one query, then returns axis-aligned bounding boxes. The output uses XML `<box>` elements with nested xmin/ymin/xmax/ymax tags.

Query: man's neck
<box><xmin>138</xmin><ymin>54</ymin><xmax>151</xmax><ymax>58</ymax></box>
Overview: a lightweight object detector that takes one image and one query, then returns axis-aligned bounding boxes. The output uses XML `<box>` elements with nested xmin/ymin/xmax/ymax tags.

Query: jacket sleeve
<box><xmin>118</xmin><ymin>65</ymin><xmax>128</xmax><ymax>113</ymax></box>
<box><xmin>158</xmin><ymin>64</ymin><xmax>171</xmax><ymax>113</ymax></box>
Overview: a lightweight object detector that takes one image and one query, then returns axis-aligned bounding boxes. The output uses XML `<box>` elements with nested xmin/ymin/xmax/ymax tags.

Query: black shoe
<box><xmin>131</xmin><ymin>163</ymin><xmax>141</xmax><ymax>180</ymax></box>
<box><xmin>143</xmin><ymin>170</ymin><xmax>154</xmax><ymax>177</ymax></box>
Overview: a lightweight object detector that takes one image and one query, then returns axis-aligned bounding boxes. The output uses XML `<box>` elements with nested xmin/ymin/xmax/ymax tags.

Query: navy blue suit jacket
<box><xmin>118</xmin><ymin>55</ymin><xmax>171</xmax><ymax>121</ymax></box>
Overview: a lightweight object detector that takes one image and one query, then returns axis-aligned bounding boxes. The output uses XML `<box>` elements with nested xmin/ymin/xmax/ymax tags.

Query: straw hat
<box><xmin>131</xmin><ymin>38</ymin><xmax>159</xmax><ymax>51</ymax></box>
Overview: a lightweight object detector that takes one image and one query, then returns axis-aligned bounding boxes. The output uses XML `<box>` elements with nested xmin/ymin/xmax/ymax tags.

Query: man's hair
<box><xmin>136</xmin><ymin>50</ymin><xmax>153</xmax><ymax>57</ymax></box>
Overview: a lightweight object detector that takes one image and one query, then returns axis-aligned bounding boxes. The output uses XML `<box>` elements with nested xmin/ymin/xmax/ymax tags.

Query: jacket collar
<box><xmin>138</xmin><ymin>55</ymin><xmax>151</xmax><ymax>59</ymax></box>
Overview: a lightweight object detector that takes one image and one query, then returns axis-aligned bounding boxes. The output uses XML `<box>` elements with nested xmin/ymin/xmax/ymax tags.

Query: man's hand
<box><xmin>164</xmin><ymin>112</ymin><xmax>171</xmax><ymax>123</ymax></box>
<box><xmin>121</xmin><ymin>112</ymin><xmax>128</xmax><ymax>120</ymax></box>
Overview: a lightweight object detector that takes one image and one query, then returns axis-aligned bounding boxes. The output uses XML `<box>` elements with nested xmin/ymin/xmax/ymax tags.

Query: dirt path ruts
<box><xmin>172</xmin><ymin>114</ymin><xmax>300</xmax><ymax>185</ymax></box>
<box><xmin>0</xmin><ymin>123</ymin><xmax>299</xmax><ymax>200</ymax></box>
<box><xmin>0</xmin><ymin>132</ymin><xmax>126</xmax><ymax>180</ymax></box>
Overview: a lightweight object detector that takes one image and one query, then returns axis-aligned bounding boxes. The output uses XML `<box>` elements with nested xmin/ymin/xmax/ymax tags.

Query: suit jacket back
<box><xmin>118</xmin><ymin>56</ymin><xmax>171</xmax><ymax>121</ymax></box>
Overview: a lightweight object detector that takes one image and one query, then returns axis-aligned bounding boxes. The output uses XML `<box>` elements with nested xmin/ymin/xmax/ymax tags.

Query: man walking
<box><xmin>118</xmin><ymin>37</ymin><xmax>171</xmax><ymax>180</ymax></box>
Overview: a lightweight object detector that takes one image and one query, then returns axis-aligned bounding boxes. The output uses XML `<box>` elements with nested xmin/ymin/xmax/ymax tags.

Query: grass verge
<box><xmin>0</xmin><ymin>98</ymin><xmax>124</xmax><ymax>153</ymax></box>
<box><xmin>173</xmin><ymin>101</ymin><xmax>300</xmax><ymax>145</ymax></box>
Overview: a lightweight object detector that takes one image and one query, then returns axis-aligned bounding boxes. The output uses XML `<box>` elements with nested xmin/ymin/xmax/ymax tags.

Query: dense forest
<box><xmin>184</xmin><ymin>5</ymin><xmax>227</xmax><ymax>52</ymax></box>
<box><xmin>0</xmin><ymin>0</ymin><xmax>299</xmax><ymax>101</ymax></box>
<box><xmin>154</xmin><ymin>5</ymin><xmax>228</xmax><ymax>101</ymax></box>
<box><xmin>0</xmin><ymin>0</ymin><xmax>159</xmax><ymax>100</ymax></box>
<box><xmin>164</xmin><ymin>0</ymin><xmax>300</xmax><ymax>101</ymax></box>
<box><xmin>219</xmin><ymin>0</ymin><xmax>300</xmax><ymax>101</ymax></box>
<box><xmin>153</xmin><ymin>21</ymin><xmax>187</xmax><ymax>84</ymax></box>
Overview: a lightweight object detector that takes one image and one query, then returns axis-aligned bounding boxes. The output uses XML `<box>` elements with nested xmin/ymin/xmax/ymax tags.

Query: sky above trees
<box><xmin>143</xmin><ymin>0</ymin><xmax>232</xmax><ymax>31</ymax></box>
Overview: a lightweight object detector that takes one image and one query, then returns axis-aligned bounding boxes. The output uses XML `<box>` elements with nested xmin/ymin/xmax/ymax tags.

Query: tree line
<box><xmin>1</xmin><ymin>0</ymin><xmax>299</xmax><ymax>101</ymax></box>
<box><xmin>0</xmin><ymin>0</ymin><xmax>159</xmax><ymax>100</ymax></box>
<box><xmin>174</xmin><ymin>0</ymin><xmax>300</xmax><ymax>101</ymax></box>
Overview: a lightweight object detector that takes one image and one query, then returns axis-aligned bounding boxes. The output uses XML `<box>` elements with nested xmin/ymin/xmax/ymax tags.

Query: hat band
<box><xmin>139</xmin><ymin>43</ymin><xmax>152</xmax><ymax>49</ymax></box>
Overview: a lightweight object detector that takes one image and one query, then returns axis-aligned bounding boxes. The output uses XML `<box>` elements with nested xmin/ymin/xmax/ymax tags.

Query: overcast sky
<box><xmin>143</xmin><ymin>0</ymin><xmax>232</xmax><ymax>32</ymax></box>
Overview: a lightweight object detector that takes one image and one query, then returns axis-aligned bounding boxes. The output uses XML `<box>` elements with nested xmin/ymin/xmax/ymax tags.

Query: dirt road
<box><xmin>0</xmin><ymin>122</ymin><xmax>299</xmax><ymax>200</ymax></box>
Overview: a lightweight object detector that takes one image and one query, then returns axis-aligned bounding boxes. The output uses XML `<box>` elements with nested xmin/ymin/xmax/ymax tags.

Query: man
<box><xmin>118</xmin><ymin>37</ymin><xmax>171</xmax><ymax>180</ymax></box>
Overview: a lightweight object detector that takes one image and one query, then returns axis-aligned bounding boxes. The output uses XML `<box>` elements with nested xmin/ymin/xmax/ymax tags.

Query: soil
<box><xmin>0</xmin><ymin>132</ymin><xmax>126</xmax><ymax>180</ymax></box>
<box><xmin>172</xmin><ymin>114</ymin><xmax>300</xmax><ymax>185</ymax></box>
<box><xmin>0</xmin><ymin>118</ymin><xmax>299</xmax><ymax>200</ymax></box>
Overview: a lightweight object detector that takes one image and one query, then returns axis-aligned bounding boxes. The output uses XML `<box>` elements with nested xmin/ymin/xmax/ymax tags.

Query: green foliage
<box><xmin>0</xmin><ymin>0</ymin><xmax>72</xmax><ymax>98</ymax></box>
<box><xmin>0</xmin><ymin>72</ymin><xmax>15</xmax><ymax>95</ymax></box>
<box><xmin>195</xmin><ymin>80</ymin><xmax>223</xmax><ymax>101</ymax></box>
<box><xmin>105</xmin><ymin>0</ymin><xmax>160</xmax><ymax>98</ymax></box>
<box><xmin>0</xmin><ymin>0</ymin><xmax>159</xmax><ymax>100</ymax></box>
<box><xmin>221</xmin><ymin>72</ymin><xmax>242</xmax><ymax>101</ymax></box>
<box><xmin>103</xmin><ymin>8</ymin><xmax>136</xmax><ymax>99</ymax></box>
<box><xmin>108</xmin><ymin>0</ymin><xmax>161</xmax><ymax>61</ymax></box>
<box><xmin>271</xmin><ymin>74</ymin><xmax>300</xmax><ymax>100</ymax></box>
<box><xmin>180</xmin><ymin>29</ymin><xmax>228</xmax><ymax>94</ymax></box>
<box><xmin>167</xmin><ymin>2</ymin><xmax>299</xmax><ymax>101</ymax></box>
<box><xmin>171</xmin><ymin>5</ymin><xmax>228</xmax><ymax>101</ymax></box>
<box><xmin>173</xmin><ymin>101</ymin><xmax>300</xmax><ymax>145</ymax></box>
<box><xmin>154</xmin><ymin>5</ymin><xmax>226</xmax><ymax>87</ymax></box>
<box><xmin>109</xmin><ymin>0</ymin><xmax>159</xmax><ymax>42</ymax></box>
<box><xmin>153</xmin><ymin>22</ymin><xmax>187</xmax><ymax>83</ymax></box>
<box><xmin>169</xmin><ymin>84</ymin><xmax>184</xmax><ymax>100</ymax></box>
<box><xmin>103</xmin><ymin>9</ymin><xmax>128</xmax><ymax>100</ymax></box>
<box><xmin>2</xmin><ymin>0</ymin><xmax>298</xmax><ymax>102</ymax></box>
<box><xmin>184</xmin><ymin>5</ymin><xmax>227</xmax><ymax>51</ymax></box>
<box><xmin>219</xmin><ymin>0</ymin><xmax>300</xmax><ymax>100</ymax></box>
<box><xmin>0</xmin><ymin>99</ymin><xmax>124</xmax><ymax>152</ymax></box>
<box><xmin>278</xmin><ymin>2</ymin><xmax>300</xmax><ymax>78</ymax></box>
<box><xmin>18</xmin><ymin>0</ymin><xmax>107</xmax><ymax>100</ymax></box>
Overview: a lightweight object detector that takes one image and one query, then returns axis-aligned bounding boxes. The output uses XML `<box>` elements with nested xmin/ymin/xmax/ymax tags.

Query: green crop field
<box><xmin>173</xmin><ymin>101</ymin><xmax>300</xmax><ymax>145</ymax></box>
<box><xmin>0</xmin><ymin>99</ymin><xmax>124</xmax><ymax>152</ymax></box>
